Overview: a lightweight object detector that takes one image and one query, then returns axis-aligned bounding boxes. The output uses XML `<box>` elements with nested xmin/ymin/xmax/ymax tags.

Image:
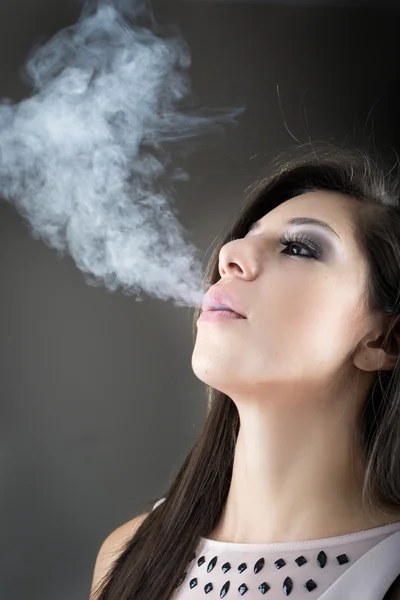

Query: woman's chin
<box><xmin>191</xmin><ymin>357</ymin><xmax>237</xmax><ymax>393</ymax></box>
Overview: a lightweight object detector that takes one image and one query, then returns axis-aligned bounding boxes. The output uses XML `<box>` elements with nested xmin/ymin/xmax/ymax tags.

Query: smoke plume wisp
<box><xmin>0</xmin><ymin>0</ymin><xmax>242</xmax><ymax>307</ymax></box>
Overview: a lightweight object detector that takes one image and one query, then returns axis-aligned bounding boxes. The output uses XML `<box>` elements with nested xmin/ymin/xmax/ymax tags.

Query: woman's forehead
<box><xmin>254</xmin><ymin>191</ymin><xmax>357</xmax><ymax>237</ymax></box>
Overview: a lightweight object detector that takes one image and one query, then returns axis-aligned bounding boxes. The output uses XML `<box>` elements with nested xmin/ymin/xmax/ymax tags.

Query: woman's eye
<box><xmin>279</xmin><ymin>233</ymin><xmax>322</xmax><ymax>260</ymax></box>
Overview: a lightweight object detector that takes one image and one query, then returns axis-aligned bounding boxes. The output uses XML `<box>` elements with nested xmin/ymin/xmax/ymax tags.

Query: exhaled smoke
<box><xmin>0</xmin><ymin>0</ymin><xmax>243</xmax><ymax>308</ymax></box>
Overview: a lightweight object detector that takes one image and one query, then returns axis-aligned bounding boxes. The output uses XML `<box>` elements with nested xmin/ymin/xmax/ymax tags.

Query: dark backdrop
<box><xmin>1</xmin><ymin>1</ymin><xmax>400</xmax><ymax>598</ymax></box>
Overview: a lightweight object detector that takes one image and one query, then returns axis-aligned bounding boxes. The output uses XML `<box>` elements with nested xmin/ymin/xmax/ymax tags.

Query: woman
<box><xmin>89</xmin><ymin>142</ymin><xmax>400</xmax><ymax>600</ymax></box>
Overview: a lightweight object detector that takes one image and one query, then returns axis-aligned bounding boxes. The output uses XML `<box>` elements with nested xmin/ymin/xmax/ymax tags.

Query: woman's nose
<box><xmin>218</xmin><ymin>239</ymin><xmax>260</xmax><ymax>280</ymax></box>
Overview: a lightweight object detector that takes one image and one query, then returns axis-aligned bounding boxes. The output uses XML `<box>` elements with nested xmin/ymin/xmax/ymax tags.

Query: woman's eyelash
<box><xmin>279</xmin><ymin>231</ymin><xmax>322</xmax><ymax>260</ymax></box>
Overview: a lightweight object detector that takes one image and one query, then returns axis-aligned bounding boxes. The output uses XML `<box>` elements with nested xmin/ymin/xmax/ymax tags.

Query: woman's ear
<box><xmin>353</xmin><ymin>315</ymin><xmax>400</xmax><ymax>373</ymax></box>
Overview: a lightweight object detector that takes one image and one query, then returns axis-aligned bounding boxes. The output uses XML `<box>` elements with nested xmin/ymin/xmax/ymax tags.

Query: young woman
<box><xmin>89</xmin><ymin>142</ymin><xmax>400</xmax><ymax>600</ymax></box>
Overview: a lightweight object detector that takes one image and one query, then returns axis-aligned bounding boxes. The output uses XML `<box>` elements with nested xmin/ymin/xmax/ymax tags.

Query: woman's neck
<box><xmin>209</xmin><ymin>412</ymin><xmax>400</xmax><ymax>545</ymax></box>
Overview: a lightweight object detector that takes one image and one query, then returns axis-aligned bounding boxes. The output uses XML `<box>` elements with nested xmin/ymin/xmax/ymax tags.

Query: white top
<box><xmin>132</xmin><ymin>497</ymin><xmax>400</xmax><ymax>599</ymax></box>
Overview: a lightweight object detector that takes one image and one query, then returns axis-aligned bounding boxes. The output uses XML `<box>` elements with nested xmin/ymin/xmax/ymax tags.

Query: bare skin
<box><xmin>192</xmin><ymin>190</ymin><xmax>400</xmax><ymax>544</ymax></box>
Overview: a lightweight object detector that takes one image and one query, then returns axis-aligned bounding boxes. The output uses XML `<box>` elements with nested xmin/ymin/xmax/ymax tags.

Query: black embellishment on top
<box><xmin>336</xmin><ymin>553</ymin><xmax>349</xmax><ymax>565</ymax></box>
<box><xmin>295</xmin><ymin>555</ymin><xmax>307</xmax><ymax>567</ymax></box>
<box><xmin>222</xmin><ymin>562</ymin><xmax>231</xmax><ymax>573</ymax></box>
<box><xmin>238</xmin><ymin>583</ymin><xmax>249</xmax><ymax>595</ymax></box>
<box><xmin>207</xmin><ymin>556</ymin><xmax>218</xmax><ymax>573</ymax></box>
<box><xmin>304</xmin><ymin>579</ymin><xmax>317</xmax><ymax>591</ymax></box>
<box><xmin>220</xmin><ymin>580</ymin><xmax>230</xmax><ymax>598</ymax></box>
<box><xmin>274</xmin><ymin>558</ymin><xmax>286</xmax><ymax>569</ymax></box>
<box><xmin>254</xmin><ymin>557</ymin><xmax>265</xmax><ymax>573</ymax></box>
<box><xmin>283</xmin><ymin>576</ymin><xmax>293</xmax><ymax>595</ymax></box>
<box><xmin>258</xmin><ymin>582</ymin><xmax>271</xmax><ymax>594</ymax></box>
<box><xmin>238</xmin><ymin>562</ymin><xmax>247</xmax><ymax>573</ymax></box>
<box><xmin>317</xmin><ymin>550</ymin><xmax>327</xmax><ymax>568</ymax></box>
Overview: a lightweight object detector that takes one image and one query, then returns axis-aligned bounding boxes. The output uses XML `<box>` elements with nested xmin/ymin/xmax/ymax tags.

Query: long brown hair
<box><xmin>91</xmin><ymin>141</ymin><xmax>400</xmax><ymax>600</ymax></box>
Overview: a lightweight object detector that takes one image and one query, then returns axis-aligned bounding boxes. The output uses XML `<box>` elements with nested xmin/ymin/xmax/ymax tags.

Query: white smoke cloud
<box><xmin>0</xmin><ymin>0</ymin><xmax>242</xmax><ymax>308</ymax></box>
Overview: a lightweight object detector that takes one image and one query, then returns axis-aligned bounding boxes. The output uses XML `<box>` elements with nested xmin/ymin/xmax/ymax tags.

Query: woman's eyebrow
<box><xmin>248</xmin><ymin>216</ymin><xmax>342</xmax><ymax>245</ymax></box>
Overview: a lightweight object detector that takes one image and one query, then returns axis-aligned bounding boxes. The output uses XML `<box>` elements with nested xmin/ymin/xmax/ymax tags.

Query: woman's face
<box><xmin>192</xmin><ymin>190</ymin><xmax>372</xmax><ymax>405</ymax></box>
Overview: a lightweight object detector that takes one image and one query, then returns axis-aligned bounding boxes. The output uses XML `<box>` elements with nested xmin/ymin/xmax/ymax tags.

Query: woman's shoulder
<box><xmin>90</xmin><ymin>500</ymin><xmax>165</xmax><ymax>597</ymax></box>
<box><xmin>122</xmin><ymin>497</ymin><xmax>165</xmax><ymax>540</ymax></box>
<box><xmin>91</xmin><ymin>498</ymin><xmax>165</xmax><ymax>580</ymax></box>
<box><xmin>99</xmin><ymin>512</ymin><xmax>151</xmax><ymax>554</ymax></box>
<box><xmin>89</xmin><ymin>512</ymin><xmax>150</xmax><ymax>598</ymax></box>
<box><xmin>126</xmin><ymin>512</ymin><xmax>152</xmax><ymax>537</ymax></box>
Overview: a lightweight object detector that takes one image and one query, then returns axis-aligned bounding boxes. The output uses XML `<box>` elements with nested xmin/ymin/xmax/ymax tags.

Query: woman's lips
<box><xmin>198</xmin><ymin>309</ymin><xmax>246</xmax><ymax>322</ymax></box>
<box><xmin>202</xmin><ymin>286</ymin><xmax>247</xmax><ymax>318</ymax></box>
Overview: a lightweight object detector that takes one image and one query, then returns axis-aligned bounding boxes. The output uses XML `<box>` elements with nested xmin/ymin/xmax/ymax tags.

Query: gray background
<box><xmin>1</xmin><ymin>1</ymin><xmax>400</xmax><ymax>599</ymax></box>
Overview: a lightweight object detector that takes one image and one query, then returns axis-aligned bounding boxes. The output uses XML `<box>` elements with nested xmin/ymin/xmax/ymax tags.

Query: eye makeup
<box><xmin>247</xmin><ymin>216</ymin><xmax>342</xmax><ymax>246</ymax></box>
<box><xmin>244</xmin><ymin>218</ymin><xmax>344</xmax><ymax>260</ymax></box>
<box><xmin>279</xmin><ymin>230</ymin><xmax>322</xmax><ymax>260</ymax></box>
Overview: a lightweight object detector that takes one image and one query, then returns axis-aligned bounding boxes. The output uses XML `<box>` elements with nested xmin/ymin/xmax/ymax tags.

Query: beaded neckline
<box><xmin>199</xmin><ymin>519</ymin><xmax>400</xmax><ymax>551</ymax></box>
